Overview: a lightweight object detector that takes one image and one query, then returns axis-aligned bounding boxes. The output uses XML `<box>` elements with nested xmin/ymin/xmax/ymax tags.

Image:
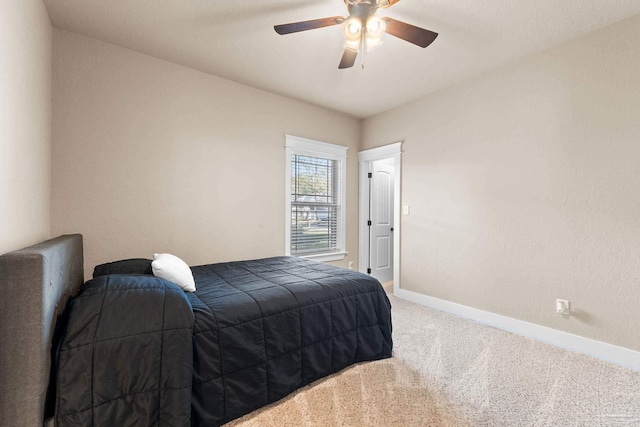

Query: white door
<box><xmin>369</xmin><ymin>159</ymin><xmax>394</xmax><ymax>283</ymax></box>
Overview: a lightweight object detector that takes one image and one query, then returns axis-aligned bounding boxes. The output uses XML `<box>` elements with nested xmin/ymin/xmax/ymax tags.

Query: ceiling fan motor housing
<box><xmin>346</xmin><ymin>0</ymin><xmax>379</xmax><ymax>19</ymax></box>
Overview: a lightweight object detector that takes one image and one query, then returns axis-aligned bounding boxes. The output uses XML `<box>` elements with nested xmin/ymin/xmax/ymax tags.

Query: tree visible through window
<box><xmin>290</xmin><ymin>154</ymin><xmax>340</xmax><ymax>255</ymax></box>
<box><xmin>285</xmin><ymin>136</ymin><xmax>347</xmax><ymax>260</ymax></box>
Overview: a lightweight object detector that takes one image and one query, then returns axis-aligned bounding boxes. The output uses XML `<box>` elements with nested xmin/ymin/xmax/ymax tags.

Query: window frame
<box><xmin>285</xmin><ymin>135</ymin><xmax>348</xmax><ymax>262</ymax></box>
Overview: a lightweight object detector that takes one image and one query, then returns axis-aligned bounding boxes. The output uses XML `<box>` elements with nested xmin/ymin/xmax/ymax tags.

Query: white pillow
<box><xmin>151</xmin><ymin>253</ymin><xmax>196</xmax><ymax>292</ymax></box>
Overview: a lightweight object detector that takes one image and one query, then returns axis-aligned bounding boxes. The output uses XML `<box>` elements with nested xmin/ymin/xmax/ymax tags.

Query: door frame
<box><xmin>358</xmin><ymin>142</ymin><xmax>402</xmax><ymax>293</ymax></box>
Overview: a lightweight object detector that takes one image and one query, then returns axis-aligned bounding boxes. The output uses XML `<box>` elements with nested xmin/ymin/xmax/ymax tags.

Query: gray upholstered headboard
<box><xmin>0</xmin><ymin>234</ymin><xmax>84</xmax><ymax>427</ymax></box>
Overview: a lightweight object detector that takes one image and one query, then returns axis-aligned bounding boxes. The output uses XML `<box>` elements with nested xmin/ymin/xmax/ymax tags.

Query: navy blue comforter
<box><xmin>55</xmin><ymin>257</ymin><xmax>392</xmax><ymax>426</ymax></box>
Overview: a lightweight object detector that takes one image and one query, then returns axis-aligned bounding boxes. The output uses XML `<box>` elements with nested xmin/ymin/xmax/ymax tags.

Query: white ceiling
<box><xmin>43</xmin><ymin>0</ymin><xmax>640</xmax><ymax>119</ymax></box>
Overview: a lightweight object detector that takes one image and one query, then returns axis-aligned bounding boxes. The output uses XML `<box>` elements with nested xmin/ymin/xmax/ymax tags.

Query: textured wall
<box><xmin>0</xmin><ymin>0</ymin><xmax>52</xmax><ymax>254</ymax></box>
<box><xmin>51</xmin><ymin>30</ymin><xmax>360</xmax><ymax>278</ymax></box>
<box><xmin>362</xmin><ymin>14</ymin><xmax>640</xmax><ymax>352</ymax></box>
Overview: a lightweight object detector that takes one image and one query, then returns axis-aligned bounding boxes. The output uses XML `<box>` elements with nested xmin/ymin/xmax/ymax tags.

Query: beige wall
<box><xmin>51</xmin><ymin>30</ymin><xmax>361</xmax><ymax>278</ymax></box>
<box><xmin>0</xmin><ymin>0</ymin><xmax>52</xmax><ymax>254</ymax></box>
<box><xmin>362</xmin><ymin>14</ymin><xmax>640</xmax><ymax>352</ymax></box>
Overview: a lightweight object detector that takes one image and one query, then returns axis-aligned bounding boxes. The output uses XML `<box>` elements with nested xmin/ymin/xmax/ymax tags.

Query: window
<box><xmin>285</xmin><ymin>135</ymin><xmax>347</xmax><ymax>262</ymax></box>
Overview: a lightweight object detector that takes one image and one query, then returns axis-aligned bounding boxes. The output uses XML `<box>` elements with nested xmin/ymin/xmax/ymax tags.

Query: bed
<box><xmin>0</xmin><ymin>235</ymin><xmax>393</xmax><ymax>426</ymax></box>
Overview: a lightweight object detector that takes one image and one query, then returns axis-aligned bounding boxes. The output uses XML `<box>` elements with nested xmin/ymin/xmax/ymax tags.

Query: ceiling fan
<box><xmin>274</xmin><ymin>0</ymin><xmax>438</xmax><ymax>69</ymax></box>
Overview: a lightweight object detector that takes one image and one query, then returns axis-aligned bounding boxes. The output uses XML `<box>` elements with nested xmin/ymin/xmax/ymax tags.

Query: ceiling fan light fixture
<box><xmin>343</xmin><ymin>16</ymin><xmax>363</xmax><ymax>52</ymax></box>
<box><xmin>365</xmin><ymin>15</ymin><xmax>386</xmax><ymax>51</ymax></box>
<box><xmin>344</xmin><ymin>39</ymin><xmax>361</xmax><ymax>52</ymax></box>
<box><xmin>344</xmin><ymin>17</ymin><xmax>362</xmax><ymax>39</ymax></box>
<box><xmin>365</xmin><ymin>36</ymin><xmax>383</xmax><ymax>51</ymax></box>
<box><xmin>366</xmin><ymin>15</ymin><xmax>386</xmax><ymax>38</ymax></box>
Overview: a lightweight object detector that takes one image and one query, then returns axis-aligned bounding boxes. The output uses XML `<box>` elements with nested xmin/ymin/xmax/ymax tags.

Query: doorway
<box><xmin>358</xmin><ymin>143</ymin><xmax>402</xmax><ymax>293</ymax></box>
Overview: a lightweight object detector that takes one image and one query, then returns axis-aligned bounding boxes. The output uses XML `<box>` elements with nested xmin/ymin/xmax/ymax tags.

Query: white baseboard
<box><xmin>395</xmin><ymin>288</ymin><xmax>640</xmax><ymax>372</ymax></box>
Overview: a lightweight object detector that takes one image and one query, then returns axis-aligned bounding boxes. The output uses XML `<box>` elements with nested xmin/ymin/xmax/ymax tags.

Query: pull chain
<box><xmin>361</xmin><ymin>35</ymin><xmax>366</xmax><ymax>69</ymax></box>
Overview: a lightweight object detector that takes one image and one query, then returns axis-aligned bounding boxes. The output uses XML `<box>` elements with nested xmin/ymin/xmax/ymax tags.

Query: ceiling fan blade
<box><xmin>338</xmin><ymin>49</ymin><xmax>358</xmax><ymax>69</ymax></box>
<box><xmin>382</xmin><ymin>17</ymin><xmax>438</xmax><ymax>48</ymax></box>
<box><xmin>274</xmin><ymin>16</ymin><xmax>344</xmax><ymax>35</ymax></box>
<box><xmin>378</xmin><ymin>0</ymin><xmax>401</xmax><ymax>8</ymax></box>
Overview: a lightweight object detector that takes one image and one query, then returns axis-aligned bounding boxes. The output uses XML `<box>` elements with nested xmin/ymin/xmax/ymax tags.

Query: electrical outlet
<box><xmin>556</xmin><ymin>299</ymin><xmax>570</xmax><ymax>315</ymax></box>
<box><xmin>348</xmin><ymin>261</ymin><xmax>354</xmax><ymax>270</ymax></box>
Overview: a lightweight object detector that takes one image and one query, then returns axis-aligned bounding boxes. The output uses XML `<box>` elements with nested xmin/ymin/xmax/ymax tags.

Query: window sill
<box><xmin>299</xmin><ymin>251</ymin><xmax>347</xmax><ymax>263</ymax></box>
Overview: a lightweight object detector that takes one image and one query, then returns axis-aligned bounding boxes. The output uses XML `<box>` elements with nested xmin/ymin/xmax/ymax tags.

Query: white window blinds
<box><xmin>290</xmin><ymin>154</ymin><xmax>341</xmax><ymax>255</ymax></box>
<box><xmin>285</xmin><ymin>136</ymin><xmax>347</xmax><ymax>261</ymax></box>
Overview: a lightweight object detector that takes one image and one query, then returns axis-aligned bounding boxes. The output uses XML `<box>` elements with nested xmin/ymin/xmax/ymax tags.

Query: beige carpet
<box><xmin>225</xmin><ymin>290</ymin><xmax>640</xmax><ymax>426</ymax></box>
